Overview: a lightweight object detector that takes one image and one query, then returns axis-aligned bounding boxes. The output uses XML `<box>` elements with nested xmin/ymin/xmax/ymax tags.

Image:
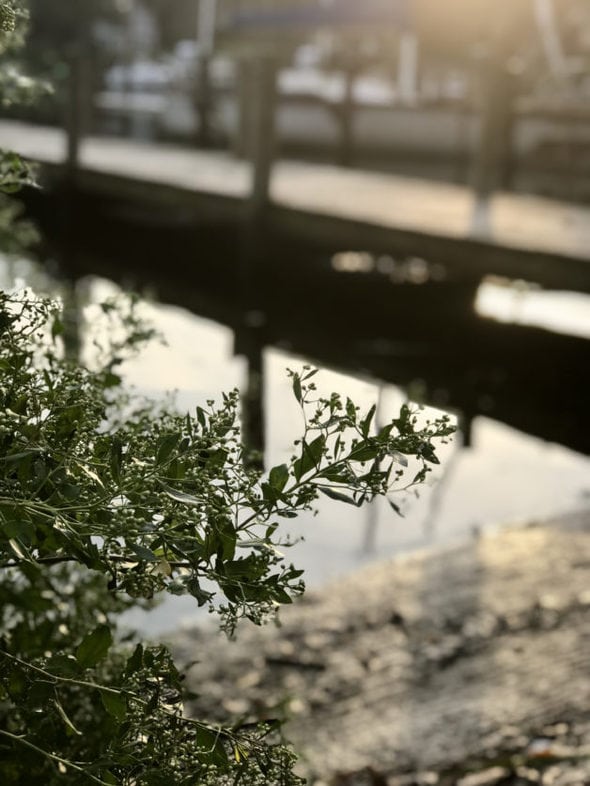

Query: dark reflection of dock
<box><xmin>19</xmin><ymin>160</ymin><xmax>590</xmax><ymax>458</ymax></box>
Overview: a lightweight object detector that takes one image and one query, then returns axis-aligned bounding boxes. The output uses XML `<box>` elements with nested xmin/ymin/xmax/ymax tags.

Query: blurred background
<box><xmin>10</xmin><ymin>0</ymin><xmax>590</xmax><ymax>196</ymax></box>
<box><xmin>1</xmin><ymin>0</ymin><xmax>590</xmax><ymax>632</ymax></box>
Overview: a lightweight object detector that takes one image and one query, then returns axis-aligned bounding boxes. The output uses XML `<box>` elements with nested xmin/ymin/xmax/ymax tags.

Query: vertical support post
<box><xmin>195</xmin><ymin>55</ymin><xmax>213</xmax><ymax>147</ymax></box>
<box><xmin>60</xmin><ymin>281</ymin><xmax>82</xmax><ymax>362</ymax></box>
<box><xmin>337</xmin><ymin>62</ymin><xmax>356</xmax><ymax>167</ymax></box>
<box><xmin>397</xmin><ymin>32</ymin><xmax>419</xmax><ymax>105</ymax></box>
<box><xmin>247</xmin><ymin>55</ymin><xmax>278</xmax><ymax>219</ymax></box>
<box><xmin>469</xmin><ymin>2</ymin><xmax>521</xmax><ymax>213</ymax></box>
<box><xmin>234</xmin><ymin>324</ymin><xmax>266</xmax><ymax>469</ymax></box>
<box><xmin>196</xmin><ymin>0</ymin><xmax>217</xmax><ymax>147</ymax></box>
<box><xmin>65</xmin><ymin>49</ymin><xmax>91</xmax><ymax>176</ymax></box>
<box><xmin>234</xmin><ymin>57</ymin><xmax>254</xmax><ymax>159</ymax></box>
<box><xmin>470</xmin><ymin>56</ymin><xmax>516</xmax><ymax>201</ymax></box>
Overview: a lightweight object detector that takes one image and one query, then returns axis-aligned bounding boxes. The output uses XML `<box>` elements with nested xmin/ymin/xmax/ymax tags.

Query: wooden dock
<box><xmin>1</xmin><ymin>120</ymin><xmax>590</xmax><ymax>293</ymax></box>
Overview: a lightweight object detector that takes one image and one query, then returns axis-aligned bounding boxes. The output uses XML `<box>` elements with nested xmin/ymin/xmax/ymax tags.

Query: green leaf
<box><xmin>187</xmin><ymin>578</ymin><xmax>214</xmax><ymax>607</ymax></box>
<box><xmin>129</xmin><ymin>543</ymin><xmax>158</xmax><ymax>562</ymax></box>
<box><xmin>102</xmin><ymin>371</ymin><xmax>122</xmax><ymax>388</ymax></box>
<box><xmin>348</xmin><ymin>443</ymin><xmax>380</xmax><ymax>463</ymax></box>
<box><xmin>292</xmin><ymin>374</ymin><xmax>302</xmax><ymax>403</ymax></box>
<box><xmin>388</xmin><ymin>499</ymin><xmax>404</xmax><ymax>517</ymax></box>
<box><xmin>3</xmin><ymin>517</ymin><xmax>35</xmax><ymax>545</ymax></box>
<box><xmin>0</xmin><ymin>448</ymin><xmax>43</xmax><ymax>464</ymax></box>
<box><xmin>196</xmin><ymin>727</ymin><xmax>229</xmax><ymax>770</ymax></box>
<box><xmin>268</xmin><ymin>463</ymin><xmax>289</xmax><ymax>492</ymax></box>
<box><xmin>360</xmin><ymin>404</ymin><xmax>376</xmax><ymax>438</ymax></box>
<box><xmin>45</xmin><ymin>655</ymin><xmax>82</xmax><ymax>678</ymax></box>
<box><xmin>159</xmin><ymin>482</ymin><xmax>202</xmax><ymax>507</ymax></box>
<box><xmin>110</xmin><ymin>439</ymin><xmax>123</xmax><ymax>484</ymax></box>
<box><xmin>100</xmin><ymin>689</ymin><xmax>127</xmax><ymax>723</ymax></box>
<box><xmin>319</xmin><ymin>487</ymin><xmax>356</xmax><ymax>505</ymax></box>
<box><xmin>51</xmin><ymin>314</ymin><xmax>64</xmax><ymax>340</ymax></box>
<box><xmin>155</xmin><ymin>432</ymin><xmax>180</xmax><ymax>465</ymax></box>
<box><xmin>293</xmin><ymin>435</ymin><xmax>325</xmax><ymax>481</ymax></box>
<box><xmin>125</xmin><ymin>644</ymin><xmax>144</xmax><ymax>677</ymax></box>
<box><xmin>76</xmin><ymin>624</ymin><xmax>113</xmax><ymax>668</ymax></box>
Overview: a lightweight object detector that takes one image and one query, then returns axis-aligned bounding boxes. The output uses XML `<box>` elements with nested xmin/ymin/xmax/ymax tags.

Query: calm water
<box><xmin>3</xmin><ymin>261</ymin><xmax>589</xmax><ymax>635</ymax></box>
<box><xmin>117</xmin><ymin>279</ymin><xmax>590</xmax><ymax>634</ymax></box>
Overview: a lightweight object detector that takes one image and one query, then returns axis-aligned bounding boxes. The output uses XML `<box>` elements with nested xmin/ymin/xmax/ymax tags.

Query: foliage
<box><xmin>0</xmin><ymin>0</ymin><xmax>41</xmax><ymax>245</ymax></box>
<box><xmin>0</xmin><ymin>289</ymin><xmax>454</xmax><ymax>784</ymax></box>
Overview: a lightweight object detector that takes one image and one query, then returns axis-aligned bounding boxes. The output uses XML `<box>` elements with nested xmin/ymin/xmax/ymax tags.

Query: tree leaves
<box><xmin>269</xmin><ymin>463</ymin><xmax>289</xmax><ymax>492</ymax></box>
<box><xmin>100</xmin><ymin>689</ymin><xmax>127</xmax><ymax>723</ymax></box>
<box><xmin>293</xmin><ymin>435</ymin><xmax>326</xmax><ymax>481</ymax></box>
<box><xmin>155</xmin><ymin>432</ymin><xmax>180</xmax><ymax>466</ymax></box>
<box><xmin>76</xmin><ymin>625</ymin><xmax>113</xmax><ymax>669</ymax></box>
<box><xmin>159</xmin><ymin>482</ymin><xmax>202</xmax><ymax>507</ymax></box>
<box><xmin>0</xmin><ymin>288</ymin><xmax>454</xmax><ymax>786</ymax></box>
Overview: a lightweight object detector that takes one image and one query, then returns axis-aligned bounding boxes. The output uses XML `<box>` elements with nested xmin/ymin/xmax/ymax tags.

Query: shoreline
<box><xmin>173</xmin><ymin>510</ymin><xmax>590</xmax><ymax>784</ymax></box>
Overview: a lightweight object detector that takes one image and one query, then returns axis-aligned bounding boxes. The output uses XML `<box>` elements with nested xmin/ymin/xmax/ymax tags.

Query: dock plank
<box><xmin>2</xmin><ymin>120</ymin><xmax>590</xmax><ymax>287</ymax></box>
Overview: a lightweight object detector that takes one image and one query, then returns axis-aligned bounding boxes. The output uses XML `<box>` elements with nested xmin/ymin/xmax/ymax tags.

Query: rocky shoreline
<box><xmin>173</xmin><ymin>511</ymin><xmax>590</xmax><ymax>785</ymax></box>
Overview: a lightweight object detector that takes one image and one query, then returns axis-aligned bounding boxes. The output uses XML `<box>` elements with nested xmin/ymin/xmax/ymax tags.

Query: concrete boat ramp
<box><xmin>174</xmin><ymin>512</ymin><xmax>590</xmax><ymax>785</ymax></box>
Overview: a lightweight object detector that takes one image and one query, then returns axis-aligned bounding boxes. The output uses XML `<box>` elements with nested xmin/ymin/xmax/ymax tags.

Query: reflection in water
<box><xmin>2</xmin><ymin>259</ymin><xmax>589</xmax><ymax>635</ymax></box>
<box><xmin>120</xmin><ymin>284</ymin><xmax>590</xmax><ymax>634</ymax></box>
<box><xmin>476</xmin><ymin>277</ymin><xmax>590</xmax><ymax>339</ymax></box>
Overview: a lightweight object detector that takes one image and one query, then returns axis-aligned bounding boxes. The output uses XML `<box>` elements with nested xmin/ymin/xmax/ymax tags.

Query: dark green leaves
<box><xmin>293</xmin><ymin>435</ymin><xmax>326</xmax><ymax>481</ymax></box>
<box><xmin>76</xmin><ymin>625</ymin><xmax>113</xmax><ymax>669</ymax></box>
<box><xmin>196</xmin><ymin>727</ymin><xmax>230</xmax><ymax>769</ymax></box>
<box><xmin>155</xmin><ymin>432</ymin><xmax>180</xmax><ymax>465</ymax></box>
<box><xmin>360</xmin><ymin>403</ymin><xmax>376</xmax><ymax>438</ymax></box>
<box><xmin>292</xmin><ymin>374</ymin><xmax>302</xmax><ymax>403</ymax></box>
<box><xmin>129</xmin><ymin>543</ymin><xmax>158</xmax><ymax>562</ymax></box>
<box><xmin>159</xmin><ymin>482</ymin><xmax>202</xmax><ymax>507</ymax></box>
<box><xmin>100</xmin><ymin>689</ymin><xmax>127</xmax><ymax>723</ymax></box>
<box><xmin>110</xmin><ymin>438</ymin><xmax>123</xmax><ymax>484</ymax></box>
<box><xmin>319</xmin><ymin>487</ymin><xmax>356</xmax><ymax>505</ymax></box>
<box><xmin>269</xmin><ymin>463</ymin><xmax>289</xmax><ymax>492</ymax></box>
<box><xmin>348</xmin><ymin>442</ymin><xmax>381</xmax><ymax>463</ymax></box>
<box><xmin>0</xmin><ymin>289</ymin><xmax>454</xmax><ymax>786</ymax></box>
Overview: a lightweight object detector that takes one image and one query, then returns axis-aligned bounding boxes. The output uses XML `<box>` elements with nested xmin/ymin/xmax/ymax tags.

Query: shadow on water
<box><xmin>18</xmin><ymin>178</ymin><xmax>590</xmax><ymax>458</ymax></box>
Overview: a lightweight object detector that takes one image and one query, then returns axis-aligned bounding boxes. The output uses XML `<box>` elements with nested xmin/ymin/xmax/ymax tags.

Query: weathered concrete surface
<box><xmin>174</xmin><ymin>512</ymin><xmax>590</xmax><ymax>784</ymax></box>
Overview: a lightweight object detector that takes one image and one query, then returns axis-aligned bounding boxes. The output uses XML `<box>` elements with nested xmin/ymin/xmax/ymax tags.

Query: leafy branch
<box><xmin>0</xmin><ymin>287</ymin><xmax>454</xmax><ymax>784</ymax></box>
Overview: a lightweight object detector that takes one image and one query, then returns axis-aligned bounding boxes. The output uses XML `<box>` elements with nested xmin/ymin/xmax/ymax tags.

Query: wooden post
<box><xmin>397</xmin><ymin>32</ymin><xmax>419</xmax><ymax>105</ymax></box>
<box><xmin>60</xmin><ymin>280</ymin><xmax>82</xmax><ymax>362</ymax></box>
<box><xmin>234</xmin><ymin>324</ymin><xmax>266</xmax><ymax>468</ymax></box>
<box><xmin>337</xmin><ymin>62</ymin><xmax>356</xmax><ymax>167</ymax></box>
<box><xmin>470</xmin><ymin>55</ymin><xmax>516</xmax><ymax>201</ymax></box>
<box><xmin>195</xmin><ymin>54</ymin><xmax>213</xmax><ymax>147</ymax></box>
<box><xmin>65</xmin><ymin>49</ymin><xmax>91</xmax><ymax>175</ymax></box>
<box><xmin>234</xmin><ymin>57</ymin><xmax>254</xmax><ymax>159</ymax></box>
<box><xmin>196</xmin><ymin>0</ymin><xmax>217</xmax><ymax>147</ymax></box>
<box><xmin>247</xmin><ymin>55</ymin><xmax>278</xmax><ymax>219</ymax></box>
